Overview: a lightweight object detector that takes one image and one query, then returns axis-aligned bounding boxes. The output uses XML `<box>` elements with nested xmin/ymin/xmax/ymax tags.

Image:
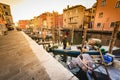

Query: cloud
<box><xmin>0</xmin><ymin>0</ymin><xmax>23</xmax><ymax>5</ymax></box>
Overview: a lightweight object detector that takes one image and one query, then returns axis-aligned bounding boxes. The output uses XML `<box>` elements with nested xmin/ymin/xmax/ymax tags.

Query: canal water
<box><xmin>25</xmin><ymin>31</ymin><xmax>120</xmax><ymax>80</ymax></box>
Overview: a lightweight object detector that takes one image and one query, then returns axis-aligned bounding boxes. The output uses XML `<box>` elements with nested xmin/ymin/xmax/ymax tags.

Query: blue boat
<box><xmin>53</xmin><ymin>45</ymin><xmax>119</xmax><ymax>57</ymax></box>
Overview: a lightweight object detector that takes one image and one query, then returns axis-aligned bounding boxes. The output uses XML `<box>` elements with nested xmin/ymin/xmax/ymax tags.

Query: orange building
<box><xmin>52</xmin><ymin>12</ymin><xmax>63</xmax><ymax>29</ymax></box>
<box><xmin>38</xmin><ymin>11</ymin><xmax>63</xmax><ymax>30</ymax></box>
<box><xmin>94</xmin><ymin>0</ymin><xmax>120</xmax><ymax>31</ymax></box>
<box><xmin>38</xmin><ymin>12</ymin><xmax>63</xmax><ymax>41</ymax></box>
<box><xmin>58</xmin><ymin>14</ymin><xmax>63</xmax><ymax>29</ymax></box>
<box><xmin>39</xmin><ymin>12</ymin><xmax>53</xmax><ymax>30</ymax></box>
<box><xmin>18</xmin><ymin>20</ymin><xmax>29</xmax><ymax>29</ymax></box>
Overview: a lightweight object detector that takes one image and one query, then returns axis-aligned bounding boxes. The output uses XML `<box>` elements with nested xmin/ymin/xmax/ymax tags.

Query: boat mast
<box><xmin>70</xmin><ymin>22</ymin><xmax>77</xmax><ymax>45</ymax></box>
<box><xmin>81</xmin><ymin>25</ymin><xmax>88</xmax><ymax>54</ymax></box>
<box><xmin>108</xmin><ymin>21</ymin><xmax>120</xmax><ymax>54</ymax></box>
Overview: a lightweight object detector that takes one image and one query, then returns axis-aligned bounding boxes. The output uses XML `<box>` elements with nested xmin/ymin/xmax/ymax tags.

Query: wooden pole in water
<box><xmin>108</xmin><ymin>21</ymin><xmax>120</xmax><ymax>54</ymax></box>
<box><xmin>71</xmin><ymin>25</ymin><xmax>74</xmax><ymax>45</ymax></box>
<box><xmin>98</xmin><ymin>48</ymin><xmax>111</xmax><ymax>80</ymax></box>
<box><xmin>52</xmin><ymin>27</ymin><xmax>55</xmax><ymax>43</ymax></box>
<box><xmin>81</xmin><ymin>25</ymin><xmax>88</xmax><ymax>54</ymax></box>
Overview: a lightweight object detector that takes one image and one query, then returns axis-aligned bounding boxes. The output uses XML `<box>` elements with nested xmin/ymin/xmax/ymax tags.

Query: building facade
<box><xmin>94</xmin><ymin>0</ymin><xmax>120</xmax><ymax>31</ymax></box>
<box><xmin>84</xmin><ymin>8</ymin><xmax>92</xmax><ymax>28</ymax></box>
<box><xmin>18</xmin><ymin>20</ymin><xmax>29</xmax><ymax>29</ymax></box>
<box><xmin>58</xmin><ymin>14</ymin><xmax>63</xmax><ymax>29</ymax></box>
<box><xmin>0</xmin><ymin>3</ymin><xmax>13</xmax><ymax>28</ymax></box>
<box><xmin>63</xmin><ymin>5</ymin><xmax>86</xmax><ymax>30</ymax></box>
<box><xmin>0</xmin><ymin>3</ymin><xmax>13</xmax><ymax>35</ymax></box>
<box><xmin>84</xmin><ymin>3</ymin><xmax>97</xmax><ymax>29</ymax></box>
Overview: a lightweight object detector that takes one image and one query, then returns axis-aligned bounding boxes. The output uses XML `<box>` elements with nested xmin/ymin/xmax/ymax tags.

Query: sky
<box><xmin>0</xmin><ymin>0</ymin><xmax>96</xmax><ymax>23</ymax></box>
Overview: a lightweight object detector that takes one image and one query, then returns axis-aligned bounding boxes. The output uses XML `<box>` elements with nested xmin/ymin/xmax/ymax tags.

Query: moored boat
<box><xmin>52</xmin><ymin>45</ymin><xmax>119</xmax><ymax>57</ymax></box>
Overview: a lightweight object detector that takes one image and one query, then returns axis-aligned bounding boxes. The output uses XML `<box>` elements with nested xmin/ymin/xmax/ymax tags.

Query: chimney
<box><xmin>67</xmin><ymin>5</ymin><xmax>69</xmax><ymax>9</ymax></box>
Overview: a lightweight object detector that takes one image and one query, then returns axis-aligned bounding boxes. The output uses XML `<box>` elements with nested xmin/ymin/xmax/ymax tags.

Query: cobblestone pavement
<box><xmin>0</xmin><ymin>31</ymin><xmax>50</xmax><ymax>80</ymax></box>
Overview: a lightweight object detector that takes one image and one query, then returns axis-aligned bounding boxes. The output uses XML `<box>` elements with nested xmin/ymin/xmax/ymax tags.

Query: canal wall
<box><xmin>0</xmin><ymin>31</ymin><xmax>78</xmax><ymax>80</ymax></box>
<box><xmin>22</xmin><ymin>31</ymin><xmax>78</xmax><ymax>80</ymax></box>
<box><xmin>61</xmin><ymin>30</ymin><xmax>120</xmax><ymax>48</ymax></box>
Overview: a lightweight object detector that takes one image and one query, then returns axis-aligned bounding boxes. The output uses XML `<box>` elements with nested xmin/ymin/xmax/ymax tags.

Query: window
<box><xmin>88</xmin><ymin>22</ymin><xmax>93</xmax><ymax>28</ymax></box>
<box><xmin>5</xmin><ymin>12</ymin><xmax>8</xmax><ymax>15</ymax></box>
<box><xmin>3</xmin><ymin>6</ymin><xmax>6</xmax><ymax>9</ymax></box>
<box><xmin>117</xmin><ymin>32</ymin><xmax>120</xmax><ymax>39</ymax></box>
<box><xmin>6</xmin><ymin>19</ymin><xmax>10</xmax><ymax>23</ymax></box>
<box><xmin>106</xmin><ymin>39</ymin><xmax>110</xmax><ymax>45</ymax></box>
<box><xmin>92</xmin><ymin>16</ymin><xmax>94</xmax><ymax>19</ymax></box>
<box><xmin>93</xmin><ymin>10</ymin><xmax>95</xmax><ymax>13</ymax></box>
<box><xmin>110</xmin><ymin>22</ymin><xmax>115</xmax><ymax>28</ymax></box>
<box><xmin>69</xmin><ymin>18</ymin><xmax>72</xmax><ymax>22</ymax></box>
<box><xmin>115</xmin><ymin>1</ymin><xmax>120</xmax><ymax>8</ymax></box>
<box><xmin>64</xmin><ymin>19</ymin><xmax>66</xmax><ymax>22</ymax></box>
<box><xmin>101</xmin><ymin>0</ymin><xmax>106</xmax><ymax>6</ymax></box>
<box><xmin>99</xmin><ymin>12</ymin><xmax>103</xmax><ymax>18</ymax></box>
<box><xmin>97</xmin><ymin>23</ymin><xmax>101</xmax><ymax>27</ymax></box>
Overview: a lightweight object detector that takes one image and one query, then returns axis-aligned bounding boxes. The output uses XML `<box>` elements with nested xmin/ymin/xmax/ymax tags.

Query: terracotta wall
<box><xmin>94</xmin><ymin>0</ymin><xmax>120</xmax><ymax>31</ymax></box>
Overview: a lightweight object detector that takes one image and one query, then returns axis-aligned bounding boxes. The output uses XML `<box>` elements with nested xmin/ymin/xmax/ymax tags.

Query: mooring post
<box><xmin>108</xmin><ymin>21</ymin><xmax>120</xmax><ymax>54</ymax></box>
<box><xmin>81</xmin><ymin>25</ymin><xmax>88</xmax><ymax>54</ymax></box>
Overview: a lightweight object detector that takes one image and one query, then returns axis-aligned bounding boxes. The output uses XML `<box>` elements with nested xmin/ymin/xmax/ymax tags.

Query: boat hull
<box><xmin>53</xmin><ymin>49</ymin><xmax>107</xmax><ymax>57</ymax></box>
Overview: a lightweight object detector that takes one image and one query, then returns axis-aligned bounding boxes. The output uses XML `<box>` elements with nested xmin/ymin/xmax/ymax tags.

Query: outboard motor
<box><xmin>103</xmin><ymin>53</ymin><xmax>114</xmax><ymax>65</ymax></box>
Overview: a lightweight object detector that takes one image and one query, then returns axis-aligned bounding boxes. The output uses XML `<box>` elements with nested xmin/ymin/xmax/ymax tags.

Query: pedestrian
<box><xmin>62</xmin><ymin>35</ymin><xmax>67</xmax><ymax>49</ymax></box>
<box><xmin>61</xmin><ymin>35</ymin><xmax>68</xmax><ymax>63</ymax></box>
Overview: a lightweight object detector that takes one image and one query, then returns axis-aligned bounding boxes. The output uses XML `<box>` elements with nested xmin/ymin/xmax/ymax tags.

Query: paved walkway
<box><xmin>0</xmin><ymin>31</ymin><xmax>77</xmax><ymax>80</ymax></box>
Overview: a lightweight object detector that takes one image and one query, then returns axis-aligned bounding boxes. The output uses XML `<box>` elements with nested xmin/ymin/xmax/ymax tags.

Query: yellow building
<box><xmin>63</xmin><ymin>5</ymin><xmax>86</xmax><ymax>30</ymax></box>
<box><xmin>91</xmin><ymin>3</ymin><xmax>97</xmax><ymax>22</ymax></box>
<box><xmin>32</xmin><ymin>16</ymin><xmax>40</xmax><ymax>32</ymax></box>
<box><xmin>84</xmin><ymin>3</ymin><xmax>97</xmax><ymax>29</ymax></box>
<box><xmin>84</xmin><ymin>8</ymin><xmax>92</xmax><ymax>28</ymax></box>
